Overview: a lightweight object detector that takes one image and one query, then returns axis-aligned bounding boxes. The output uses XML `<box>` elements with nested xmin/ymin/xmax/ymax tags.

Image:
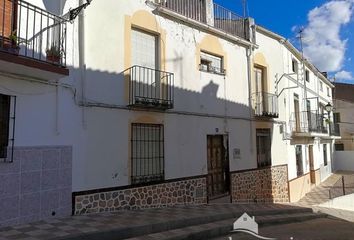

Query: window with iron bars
<box><xmin>0</xmin><ymin>93</ymin><xmax>11</xmax><ymax>159</ymax></box>
<box><xmin>256</xmin><ymin>129</ymin><xmax>272</xmax><ymax>168</ymax></box>
<box><xmin>131</xmin><ymin>123</ymin><xmax>164</xmax><ymax>185</ymax></box>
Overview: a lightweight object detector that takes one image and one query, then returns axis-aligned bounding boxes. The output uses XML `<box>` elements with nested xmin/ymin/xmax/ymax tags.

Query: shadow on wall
<box><xmin>74</xmin><ymin>66</ymin><xmax>251</xmax><ymax>118</ymax></box>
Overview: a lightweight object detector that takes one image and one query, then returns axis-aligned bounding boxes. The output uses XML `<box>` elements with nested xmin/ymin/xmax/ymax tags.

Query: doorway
<box><xmin>309</xmin><ymin>145</ymin><xmax>316</xmax><ymax>184</ymax></box>
<box><xmin>207</xmin><ymin>135</ymin><xmax>230</xmax><ymax>201</ymax></box>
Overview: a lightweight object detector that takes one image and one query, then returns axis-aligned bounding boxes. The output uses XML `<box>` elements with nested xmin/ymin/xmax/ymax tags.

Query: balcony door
<box><xmin>254</xmin><ymin>67</ymin><xmax>266</xmax><ymax>114</ymax></box>
<box><xmin>131</xmin><ymin>28</ymin><xmax>160</xmax><ymax>101</ymax></box>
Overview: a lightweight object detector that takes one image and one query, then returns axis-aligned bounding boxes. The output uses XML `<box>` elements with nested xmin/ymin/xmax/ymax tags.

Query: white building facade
<box><xmin>0</xmin><ymin>0</ymin><xmax>338</xmax><ymax>226</ymax></box>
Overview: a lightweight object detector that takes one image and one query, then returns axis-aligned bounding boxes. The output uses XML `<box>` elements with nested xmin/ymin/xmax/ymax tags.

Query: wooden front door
<box><xmin>309</xmin><ymin>145</ymin><xmax>316</xmax><ymax>184</ymax></box>
<box><xmin>207</xmin><ymin>135</ymin><xmax>230</xmax><ymax>199</ymax></box>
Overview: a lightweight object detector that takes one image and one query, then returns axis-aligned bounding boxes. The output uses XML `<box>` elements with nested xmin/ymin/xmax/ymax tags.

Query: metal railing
<box><xmin>126</xmin><ymin>65</ymin><xmax>174</xmax><ymax>110</ymax></box>
<box><xmin>0</xmin><ymin>0</ymin><xmax>67</xmax><ymax>67</ymax></box>
<box><xmin>213</xmin><ymin>3</ymin><xmax>247</xmax><ymax>40</ymax></box>
<box><xmin>290</xmin><ymin>111</ymin><xmax>328</xmax><ymax>134</ymax></box>
<box><xmin>329</xmin><ymin>175</ymin><xmax>354</xmax><ymax>199</ymax></box>
<box><xmin>330</xmin><ymin>123</ymin><xmax>340</xmax><ymax>136</ymax></box>
<box><xmin>252</xmin><ymin>92</ymin><xmax>279</xmax><ymax>118</ymax></box>
<box><xmin>154</xmin><ymin>0</ymin><xmax>207</xmax><ymax>23</ymax></box>
<box><xmin>154</xmin><ymin>0</ymin><xmax>249</xmax><ymax>40</ymax></box>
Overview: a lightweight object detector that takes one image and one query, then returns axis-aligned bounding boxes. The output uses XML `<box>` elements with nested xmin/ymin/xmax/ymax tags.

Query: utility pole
<box><xmin>242</xmin><ymin>0</ymin><xmax>247</xmax><ymax>18</ymax></box>
<box><xmin>298</xmin><ymin>28</ymin><xmax>308</xmax><ymax>111</ymax></box>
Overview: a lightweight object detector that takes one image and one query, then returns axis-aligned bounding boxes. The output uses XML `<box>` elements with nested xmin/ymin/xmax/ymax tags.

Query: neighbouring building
<box><xmin>0</xmin><ymin>0</ymin><xmax>339</xmax><ymax>227</ymax></box>
<box><xmin>333</xmin><ymin>82</ymin><xmax>354</xmax><ymax>151</ymax></box>
<box><xmin>251</xmin><ymin>27</ymin><xmax>340</xmax><ymax>202</ymax></box>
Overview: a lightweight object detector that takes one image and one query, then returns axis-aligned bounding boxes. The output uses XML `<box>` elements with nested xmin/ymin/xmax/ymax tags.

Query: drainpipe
<box><xmin>247</xmin><ymin>20</ymin><xmax>256</xmax><ymax>154</ymax></box>
<box><xmin>79</xmin><ymin>0</ymin><xmax>87</xmax><ymax>129</ymax></box>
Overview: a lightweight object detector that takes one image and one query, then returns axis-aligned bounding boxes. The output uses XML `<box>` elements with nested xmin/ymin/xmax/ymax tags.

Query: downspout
<box><xmin>79</xmin><ymin>0</ymin><xmax>87</xmax><ymax>129</ymax></box>
<box><xmin>55</xmin><ymin>0</ymin><xmax>66</xmax><ymax>136</ymax></box>
<box><xmin>247</xmin><ymin>22</ymin><xmax>255</xmax><ymax>154</ymax></box>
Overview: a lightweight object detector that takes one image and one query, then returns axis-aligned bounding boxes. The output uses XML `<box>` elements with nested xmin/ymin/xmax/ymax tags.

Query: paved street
<box><xmin>213</xmin><ymin>217</ymin><xmax>354</xmax><ymax>240</ymax></box>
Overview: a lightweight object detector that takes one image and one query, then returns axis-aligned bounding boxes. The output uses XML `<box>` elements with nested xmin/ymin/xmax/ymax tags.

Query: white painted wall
<box><xmin>319</xmin><ymin>194</ymin><xmax>354</xmax><ymax>211</ymax></box>
<box><xmin>334</xmin><ymin>151</ymin><xmax>354</xmax><ymax>171</ymax></box>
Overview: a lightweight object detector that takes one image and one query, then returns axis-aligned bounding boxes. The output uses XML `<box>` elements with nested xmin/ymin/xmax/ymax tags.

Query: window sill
<box><xmin>199</xmin><ymin>69</ymin><xmax>226</xmax><ymax>76</ymax></box>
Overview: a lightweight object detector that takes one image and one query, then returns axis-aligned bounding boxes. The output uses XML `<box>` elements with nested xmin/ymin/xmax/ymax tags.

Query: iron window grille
<box><xmin>0</xmin><ymin>93</ymin><xmax>16</xmax><ymax>162</ymax></box>
<box><xmin>256</xmin><ymin>129</ymin><xmax>272</xmax><ymax>168</ymax></box>
<box><xmin>131</xmin><ymin>123</ymin><xmax>164</xmax><ymax>185</ymax></box>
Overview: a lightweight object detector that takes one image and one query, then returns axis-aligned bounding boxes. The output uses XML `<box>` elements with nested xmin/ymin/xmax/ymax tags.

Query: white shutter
<box><xmin>131</xmin><ymin>29</ymin><xmax>157</xmax><ymax>69</ymax></box>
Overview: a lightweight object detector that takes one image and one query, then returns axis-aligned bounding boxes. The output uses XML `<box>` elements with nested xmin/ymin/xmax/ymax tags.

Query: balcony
<box><xmin>153</xmin><ymin>0</ymin><xmax>250</xmax><ymax>41</ymax></box>
<box><xmin>126</xmin><ymin>65</ymin><xmax>174</xmax><ymax>110</ymax></box>
<box><xmin>290</xmin><ymin>111</ymin><xmax>328</xmax><ymax>136</ymax></box>
<box><xmin>252</xmin><ymin>92</ymin><xmax>279</xmax><ymax>118</ymax></box>
<box><xmin>0</xmin><ymin>0</ymin><xmax>68</xmax><ymax>79</ymax></box>
<box><xmin>330</xmin><ymin>123</ymin><xmax>341</xmax><ymax>137</ymax></box>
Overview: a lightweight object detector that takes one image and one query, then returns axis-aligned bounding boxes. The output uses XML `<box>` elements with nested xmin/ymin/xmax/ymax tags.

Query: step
<box><xmin>55</xmin><ymin>206</ymin><xmax>315</xmax><ymax>240</ymax></box>
<box><xmin>125</xmin><ymin>212</ymin><xmax>327</xmax><ymax>240</ymax></box>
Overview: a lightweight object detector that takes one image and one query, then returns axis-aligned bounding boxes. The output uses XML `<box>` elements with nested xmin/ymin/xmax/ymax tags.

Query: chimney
<box><xmin>322</xmin><ymin>72</ymin><xmax>328</xmax><ymax>78</ymax></box>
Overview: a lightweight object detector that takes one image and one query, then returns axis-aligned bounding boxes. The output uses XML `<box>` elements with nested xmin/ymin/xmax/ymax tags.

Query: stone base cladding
<box><xmin>231</xmin><ymin>165</ymin><xmax>289</xmax><ymax>203</ymax></box>
<box><xmin>74</xmin><ymin>177</ymin><xmax>207</xmax><ymax>215</ymax></box>
<box><xmin>0</xmin><ymin>146</ymin><xmax>72</xmax><ymax>227</ymax></box>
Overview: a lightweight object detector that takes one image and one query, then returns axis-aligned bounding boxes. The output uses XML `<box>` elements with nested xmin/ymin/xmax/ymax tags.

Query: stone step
<box><xmin>56</xmin><ymin>206</ymin><xmax>314</xmax><ymax>240</ymax></box>
<box><xmin>125</xmin><ymin>212</ymin><xmax>327</xmax><ymax>240</ymax></box>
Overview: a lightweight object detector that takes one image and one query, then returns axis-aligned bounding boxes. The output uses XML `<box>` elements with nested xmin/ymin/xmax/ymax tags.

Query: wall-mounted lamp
<box><xmin>325</xmin><ymin>102</ymin><xmax>333</xmax><ymax>113</ymax></box>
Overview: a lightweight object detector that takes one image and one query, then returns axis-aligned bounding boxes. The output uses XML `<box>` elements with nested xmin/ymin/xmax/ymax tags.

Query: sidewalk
<box><xmin>0</xmin><ymin>204</ymin><xmax>311</xmax><ymax>240</ymax></box>
<box><xmin>296</xmin><ymin>171</ymin><xmax>354</xmax><ymax>206</ymax></box>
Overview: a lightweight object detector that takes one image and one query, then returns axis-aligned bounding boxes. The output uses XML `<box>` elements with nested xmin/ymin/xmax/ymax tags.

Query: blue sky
<box><xmin>215</xmin><ymin>0</ymin><xmax>354</xmax><ymax>83</ymax></box>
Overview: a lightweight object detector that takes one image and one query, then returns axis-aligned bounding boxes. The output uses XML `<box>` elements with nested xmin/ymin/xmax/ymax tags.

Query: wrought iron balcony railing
<box><xmin>330</xmin><ymin>123</ymin><xmax>340</xmax><ymax>137</ymax></box>
<box><xmin>213</xmin><ymin>3</ymin><xmax>248</xmax><ymax>40</ymax></box>
<box><xmin>154</xmin><ymin>0</ymin><xmax>249</xmax><ymax>40</ymax></box>
<box><xmin>0</xmin><ymin>0</ymin><xmax>67</xmax><ymax>67</ymax></box>
<box><xmin>252</xmin><ymin>92</ymin><xmax>279</xmax><ymax>118</ymax></box>
<box><xmin>290</xmin><ymin>111</ymin><xmax>328</xmax><ymax>134</ymax></box>
<box><xmin>126</xmin><ymin>65</ymin><xmax>174</xmax><ymax>110</ymax></box>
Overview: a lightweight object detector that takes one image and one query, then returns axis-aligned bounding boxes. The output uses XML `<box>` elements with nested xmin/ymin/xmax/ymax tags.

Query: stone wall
<box><xmin>74</xmin><ymin>177</ymin><xmax>207</xmax><ymax>215</ymax></box>
<box><xmin>231</xmin><ymin>165</ymin><xmax>289</xmax><ymax>203</ymax></box>
<box><xmin>0</xmin><ymin>146</ymin><xmax>72</xmax><ymax>227</ymax></box>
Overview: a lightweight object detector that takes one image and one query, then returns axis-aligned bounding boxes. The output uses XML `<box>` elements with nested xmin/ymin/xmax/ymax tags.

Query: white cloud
<box><xmin>300</xmin><ymin>0</ymin><xmax>354</xmax><ymax>72</ymax></box>
<box><xmin>335</xmin><ymin>70</ymin><xmax>354</xmax><ymax>80</ymax></box>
